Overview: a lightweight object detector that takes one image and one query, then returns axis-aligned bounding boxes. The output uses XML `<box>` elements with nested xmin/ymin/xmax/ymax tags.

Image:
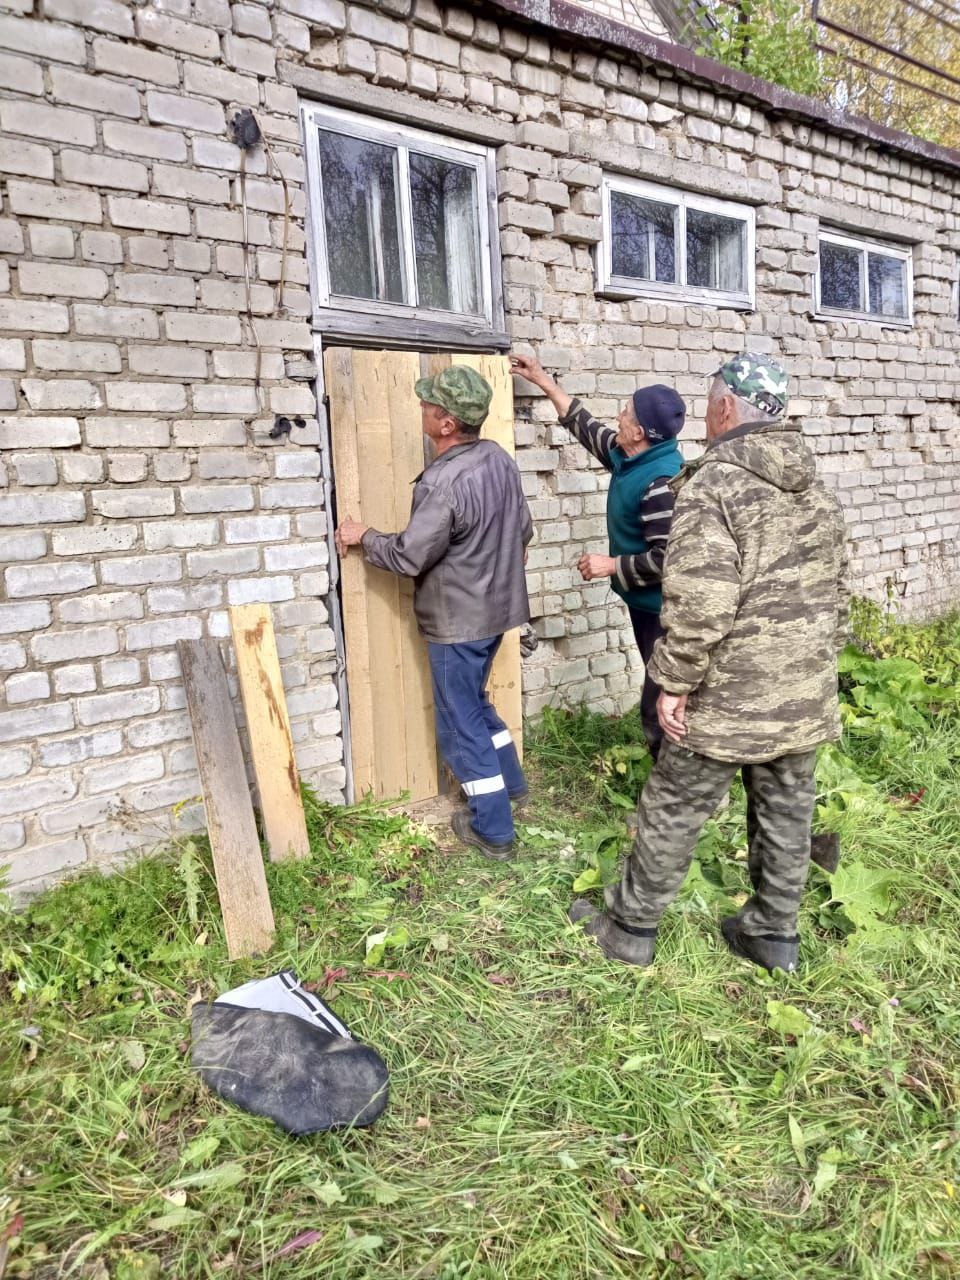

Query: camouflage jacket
<box><xmin>648</xmin><ymin>419</ymin><xmax>849</xmax><ymax>763</ymax></box>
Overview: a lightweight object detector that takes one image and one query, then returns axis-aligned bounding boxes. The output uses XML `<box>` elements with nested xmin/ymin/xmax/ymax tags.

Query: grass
<box><xmin>2</xmin><ymin>608</ymin><xmax>960</xmax><ymax>1279</ymax></box>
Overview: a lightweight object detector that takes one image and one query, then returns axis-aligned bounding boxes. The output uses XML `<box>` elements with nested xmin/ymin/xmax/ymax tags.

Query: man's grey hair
<box><xmin>435</xmin><ymin>405</ymin><xmax>481</xmax><ymax>437</ymax></box>
<box><xmin>710</xmin><ymin>375</ymin><xmax>769</xmax><ymax>425</ymax></box>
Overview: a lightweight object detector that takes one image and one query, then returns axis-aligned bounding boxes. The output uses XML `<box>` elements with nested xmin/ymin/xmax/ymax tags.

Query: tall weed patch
<box><xmin>1</xmin><ymin>604</ymin><xmax>959</xmax><ymax>1279</ymax></box>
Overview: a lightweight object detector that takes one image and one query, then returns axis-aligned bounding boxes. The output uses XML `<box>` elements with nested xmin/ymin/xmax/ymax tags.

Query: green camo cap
<box><xmin>716</xmin><ymin>351</ymin><xmax>789</xmax><ymax>417</ymax></box>
<box><xmin>414</xmin><ymin>366</ymin><xmax>493</xmax><ymax>428</ymax></box>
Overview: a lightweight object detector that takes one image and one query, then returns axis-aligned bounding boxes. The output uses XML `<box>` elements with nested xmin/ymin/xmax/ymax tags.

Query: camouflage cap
<box><xmin>716</xmin><ymin>352</ymin><xmax>789</xmax><ymax>417</ymax></box>
<box><xmin>414</xmin><ymin>366</ymin><xmax>493</xmax><ymax>428</ymax></box>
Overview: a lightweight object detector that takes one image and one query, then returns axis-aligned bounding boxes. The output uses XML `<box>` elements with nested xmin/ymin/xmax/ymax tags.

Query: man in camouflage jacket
<box><xmin>571</xmin><ymin>354</ymin><xmax>849</xmax><ymax>974</ymax></box>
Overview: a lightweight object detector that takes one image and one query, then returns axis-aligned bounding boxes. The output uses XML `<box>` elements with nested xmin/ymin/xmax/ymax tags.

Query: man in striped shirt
<box><xmin>511</xmin><ymin>354</ymin><xmax>686</xmax><ymax>760</ymax></box>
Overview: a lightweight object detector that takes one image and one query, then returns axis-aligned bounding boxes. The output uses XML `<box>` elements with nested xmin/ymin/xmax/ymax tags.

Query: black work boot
<box><xmin>568</xmin><ymin>900</ymin><xmax>656</xmax><ymax>967</ymax></box>
<box><xmin>450</xmin><ymin>807</ymin><xmax>515</xmax><ymax>861</ymax></box>
<box><xmin>721</xmin><ymin>916</ymin><xmax>799</xmax><ymax>973</ymax></box>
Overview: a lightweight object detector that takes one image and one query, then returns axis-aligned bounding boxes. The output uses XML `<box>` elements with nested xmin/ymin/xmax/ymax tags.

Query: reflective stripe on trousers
<box><xmin>427</xmin><ymin>636</ymin><xmax>527</xmax><ymax>844</ymax></box>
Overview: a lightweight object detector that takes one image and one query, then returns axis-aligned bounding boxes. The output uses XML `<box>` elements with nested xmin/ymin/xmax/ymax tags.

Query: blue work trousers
<box><xmin>427</xmin><ymin>635</ymin><xmax>527</xmax><ymax>845</ymax></box>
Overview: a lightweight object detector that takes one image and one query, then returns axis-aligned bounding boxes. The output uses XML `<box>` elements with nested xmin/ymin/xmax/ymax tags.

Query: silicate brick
<box><xmin>76</xmin><ymin>687</ymin><xmax>161</xmax><ymax>726</ymax></box>
<box><xmin>59</xmin><ymin>592</ymin><xmax>144</xmax><ymax>623</ymax></box>
<box><xmin>0</xmin><ymin>492</ymin><xmax>85</xmax><ymax>524</ymax></box>
<box><xmin>92</xmin><ymin>35</ymin><xmax>179</xmax><ymax>85</ymax></box>
<box><xmin>100</xmin><ymin>554</ymin><xmax>182</xmax><ymax>586</ymax></box>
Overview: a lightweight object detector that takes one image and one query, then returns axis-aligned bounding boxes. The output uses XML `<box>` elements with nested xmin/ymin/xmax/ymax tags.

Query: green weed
<box><xmin>1</xmin><ymin>607</ymin><xmax>959</xmax><ymax>1278</ymax></box>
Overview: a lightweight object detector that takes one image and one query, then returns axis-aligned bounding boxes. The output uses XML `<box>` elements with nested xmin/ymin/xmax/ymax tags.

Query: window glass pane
<box><xmin>610</xmin><ymin>190</ymin><xmax>677</xmax><ymax>283</ymax></box>
<box><xmin>819</xmin><ymin>240</ymin><xmax>863</xmax><ymax>311</ymax></box>
<box><xmin>410</xmin><ymin>152</ymin><xmax>482</xmax><ymax>316</ymax></box>
<box><xmin>317</xmin><ymin>129</ymin><xmax>404</xmax><ymax>303</ymax></box>
<box><xmin>868</xmin><ymin>252</ymin><xmax>908</xmax><ymax>319</ymax></box>
<box><xmin>686</xmin><ymin>209</ymin><xmax>746</xmax><ymax>292</ymax></box>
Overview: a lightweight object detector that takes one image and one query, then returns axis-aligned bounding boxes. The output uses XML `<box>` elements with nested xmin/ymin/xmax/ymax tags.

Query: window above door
<box><xmin>302</xmin><ymin>104</ymin><xmax>507</xmax><ymax>350</ymax></box>
<box><xmin>598</xmin><ymin>175</ymin><xmax>756</xmax><ymax>310</ymax></box>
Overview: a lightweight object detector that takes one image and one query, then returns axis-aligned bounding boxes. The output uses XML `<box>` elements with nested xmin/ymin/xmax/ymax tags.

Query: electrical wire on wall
<box><xmin>228</xmin><ymin>108</ymin><xmax>293</xmax><ymax>440</ymax></box>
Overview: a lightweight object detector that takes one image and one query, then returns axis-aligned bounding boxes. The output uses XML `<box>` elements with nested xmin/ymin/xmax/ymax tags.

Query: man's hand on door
<box><xmin>336</xmin><ymin>517</ymin><xmax>369</xmax><ymax>556</ymax></box>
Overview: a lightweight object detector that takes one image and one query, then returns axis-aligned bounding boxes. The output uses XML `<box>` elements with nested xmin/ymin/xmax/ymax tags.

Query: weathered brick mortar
<box><xmin>0</xmin><ymin>0</ymin><xmax>958</xmax><ymax>891</ymax></box>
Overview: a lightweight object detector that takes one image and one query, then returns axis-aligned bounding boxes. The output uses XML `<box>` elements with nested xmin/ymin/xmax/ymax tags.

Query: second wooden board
<box><xmin>230</xmin><ymin>603</ymin><xmax>311</xmax><ymax>862</ymax></box>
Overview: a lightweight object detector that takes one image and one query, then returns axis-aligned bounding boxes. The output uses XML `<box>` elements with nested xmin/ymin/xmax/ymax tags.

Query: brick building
<box><xmin>2</xmin><ymin>0</ymin><xmax>959</xmax><ymax>893</ymax></box>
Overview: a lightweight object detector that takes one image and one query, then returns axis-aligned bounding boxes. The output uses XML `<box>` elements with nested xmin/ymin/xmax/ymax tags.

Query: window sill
<box><xmin>812</xmin><ymin>310</ymin><xmax>913</xmax><ymax>330</ymax></box>
<box><xmin>312</xmin><ymin>306</ymin><xmax>510</xmax><ymax>352</ymax></box>
<box><xmin>596</xmin><ymin>285</ymin><xmax>755</xmax><ymax>312</ymax></box>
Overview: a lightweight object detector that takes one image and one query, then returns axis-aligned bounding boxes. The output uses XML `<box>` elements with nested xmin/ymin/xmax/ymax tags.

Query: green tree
<box><xmin>696</xmin><ymin>0</ymin><xmax>960</xmax><ymax>147</ymax></box>
<box><xmin>697</xmin><ymin>0</ymin><xmax>825</xmax><ymax>97</ymax></box>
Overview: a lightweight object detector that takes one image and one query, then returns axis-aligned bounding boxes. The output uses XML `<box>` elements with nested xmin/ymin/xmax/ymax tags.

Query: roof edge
<box><xmin>487</xmin><ymin>0</ymin><xmax>960</xmax><ymax>177</ymax></box>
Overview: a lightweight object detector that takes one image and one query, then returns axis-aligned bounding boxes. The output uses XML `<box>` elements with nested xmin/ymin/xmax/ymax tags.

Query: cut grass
<box><xmin>2</xmin><ymin>624</ymin><xmax>960</xmax><ymax>1278</ymax></box>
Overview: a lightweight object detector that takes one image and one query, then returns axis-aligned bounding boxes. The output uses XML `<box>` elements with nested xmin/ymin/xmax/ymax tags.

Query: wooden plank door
<box><xmin>326</xmin><ymin>348</ymin><xmax>433</xmax><ymax>802</ymax></box>
<box><xmin>324</xmin><ymin>348</ymin><xmax>523</xmax><ymax>803</ymax></box>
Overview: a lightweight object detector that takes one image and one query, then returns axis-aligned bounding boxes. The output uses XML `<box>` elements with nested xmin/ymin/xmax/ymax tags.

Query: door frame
<box><xmin>313</xmin><ymin>332</ymin><xmax>356</xmax><ymax>805</ymax></box>
<box><xmin>315</xmin><ymin>341</ymin><xmax>523</xmax><ymax>807</ymax></box>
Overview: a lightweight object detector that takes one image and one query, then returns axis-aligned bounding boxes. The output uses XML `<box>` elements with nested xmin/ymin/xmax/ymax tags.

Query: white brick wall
<box><xmin>1</xmin><ymin>0</ymin><xmax>959</xmax><ymax>893</ymax></box>
<box><xmin>0</xmin><ymin>0</ymin><xmax>346</xmax><ymax>894</ymax></box>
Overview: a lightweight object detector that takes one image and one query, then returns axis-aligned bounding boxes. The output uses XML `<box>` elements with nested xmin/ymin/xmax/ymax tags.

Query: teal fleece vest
<box><xmin>606</xmin><ymin>438</ymin><xmax>683</xmax><ymax>614</ymax></box>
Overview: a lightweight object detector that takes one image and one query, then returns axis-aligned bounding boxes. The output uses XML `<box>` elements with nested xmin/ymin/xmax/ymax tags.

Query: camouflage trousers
<box><xmin>605</xmin><ymin>740</ymin><xmax>818</xmax><ymax>937</ymax></box>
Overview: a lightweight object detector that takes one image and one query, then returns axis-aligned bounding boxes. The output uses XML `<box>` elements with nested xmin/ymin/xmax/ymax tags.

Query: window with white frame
<box><xmin>598</xmin><ymin>175</ymin><xmax>756</xmax><ymax>308</ymax></box>
<box><xmin>815</xmin><ymin>229</ymin><xmax>913</xmax><ymax>325</ymax></box>
<box><xmin>302</xmin><ymin>104</ymin><xmax>504</xmax><ymax>344</ymax></box>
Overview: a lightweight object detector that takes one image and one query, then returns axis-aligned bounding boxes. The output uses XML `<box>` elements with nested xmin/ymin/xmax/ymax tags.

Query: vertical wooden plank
<box><xmin>178</xmin><ymin>639</ymin><xmax>275</xmax><ymax>960</ymax></box>
<box><xmin>353</xmin><ymin>350</ymin><xmax>408</xmax><ymax>799</ymax></box>
<box><xmin>420</xmin><ymin>351</ymin><xmax>451</xmax><ymax>469</ymax></box>
<box><xmin>419</xmin><ymin>352</ymin><xmax>456</xmax><ymax>794</ymax></box>
<box><xmin>325</xmin><ymin>347</ymin><xmax>376</xmax><ymax>798</ymax></box>
<box><xmin>387</xmin><ymin>351</ymin><xmax>439</xmax><ymax>802</ymax></box>
<box><xmin>229</xmin><ymin>603</ymin><xmax>310</xmax><ymax>862</ymax></box>
<box><xmin>453</xmin><ymin>353</ymin><xmax>524</xmax><ymax>759</ymax></box>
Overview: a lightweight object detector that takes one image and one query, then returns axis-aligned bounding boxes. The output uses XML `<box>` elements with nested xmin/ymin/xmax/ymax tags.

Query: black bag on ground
<box><xmin>191</xmin><ymin>971</ymin><xmax>389</xmax><ymax>1136</ymax></box>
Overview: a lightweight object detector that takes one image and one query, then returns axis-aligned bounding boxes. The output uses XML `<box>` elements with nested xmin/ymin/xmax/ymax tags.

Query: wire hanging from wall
<box><xmin>229</xmin><ymin>108</ymin><xmax>294</xmax><ymax>440</ymax></box>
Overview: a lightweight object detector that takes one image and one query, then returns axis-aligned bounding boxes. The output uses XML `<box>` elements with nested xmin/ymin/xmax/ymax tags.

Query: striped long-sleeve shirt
<box><xmin>559</xmin><ymin>397</ymin><xmax>676</xmax><ymax>594</ymax></box>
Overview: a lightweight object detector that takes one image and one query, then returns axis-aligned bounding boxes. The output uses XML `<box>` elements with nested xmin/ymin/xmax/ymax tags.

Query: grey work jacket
<box><xmin>361</xmin><ymin>439</ymin><xmax>533</xmax><ymax>645</ymax></box>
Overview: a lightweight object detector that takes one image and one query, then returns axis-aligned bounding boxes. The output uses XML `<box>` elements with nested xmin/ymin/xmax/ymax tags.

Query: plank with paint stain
<box><xmin>230</xmin><ymin>603</ymin><xmax>310</xmax><ymax>862</ymax></box>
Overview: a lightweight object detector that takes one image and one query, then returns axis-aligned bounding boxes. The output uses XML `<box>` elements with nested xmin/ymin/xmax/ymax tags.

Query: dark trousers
<box><xmin>627</xmin><ymin>607</ymin><xmax>665</xmax><ymax>762</ymax></box>
<box><xmin>605</xmin><ymin>740</ymin><xmax>818</xmax><ymax>936</ymax></box>
<box><xmin>427</xmin><ymin>635</ymin><xmax>527</xmax><ymax>845</ymax></box>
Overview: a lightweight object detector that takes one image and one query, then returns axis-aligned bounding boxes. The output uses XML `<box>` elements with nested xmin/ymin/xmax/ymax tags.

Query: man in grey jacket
<box><xmin>336</xmin><ymin>366</ymin><xmax>534</xmax><ymax>859</ymax></box>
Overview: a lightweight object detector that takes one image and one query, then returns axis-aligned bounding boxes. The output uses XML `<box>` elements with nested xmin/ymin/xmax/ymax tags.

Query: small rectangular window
<box><xmin>609</xmin><ymin>189</ymin><xmax>677</xmax><ymax>284</ymax></box>
<box><xmin>815</xmin><ymin>230</ymin><xmax>912</xmax><ymax>325</ymax></box>
<box><xmin>302</xmin><ymin>104</ymin><xmax>504</xmax><ymax>345</ymax></box>
<box><xmin>409</xmin><ymin>152</ymin><xmax>482</xmax><ymax>316</ymax></box>
<box><xmin>599</xmin><ymin>175</ymin><xmax>755</xmax><ymax>309</ymax></box>
<box><xmin>317</xmin><ymin>131</ymin><xmax>405</xmax><ymax>305</ymax></box>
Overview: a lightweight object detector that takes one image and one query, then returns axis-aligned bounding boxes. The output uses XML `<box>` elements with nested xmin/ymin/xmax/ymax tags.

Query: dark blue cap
<box><xmin>632</xmin><ymin>385</ymin><xmax>686</xmax><ymax>442</ymax></box>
